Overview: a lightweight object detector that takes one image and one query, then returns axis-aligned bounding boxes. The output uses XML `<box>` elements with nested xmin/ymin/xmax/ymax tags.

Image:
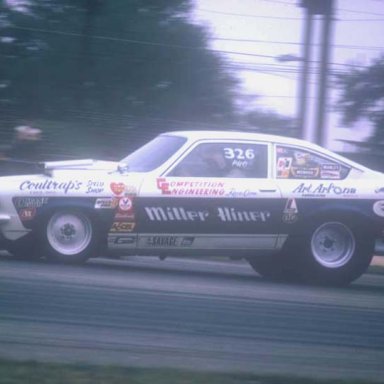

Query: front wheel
<box><xmin>299</xmin><ymin>219</ymin><xmax>374</xmax><ymax>285</ymax></box>
<box><xmin>42</xmin><ymin>210</ymin><xmax>99</xmax><ymax>263</ymax></box>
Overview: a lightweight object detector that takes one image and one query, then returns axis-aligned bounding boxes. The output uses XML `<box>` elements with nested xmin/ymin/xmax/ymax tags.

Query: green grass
<box><xmin>0</xmin><ymin>359</ymin><xmax>381</xmax><ymax>384</ymax></box>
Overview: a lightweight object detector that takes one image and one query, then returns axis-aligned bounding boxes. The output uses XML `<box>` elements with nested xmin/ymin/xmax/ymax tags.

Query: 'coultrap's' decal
<box><xmin>19</xmin><ymin>179</ymin><xmax>82</xmax><ymax>194</ymax></box>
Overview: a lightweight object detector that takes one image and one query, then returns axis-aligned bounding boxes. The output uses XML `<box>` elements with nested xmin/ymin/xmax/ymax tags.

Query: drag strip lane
<box><xmin>0</xmin><ymin>255</ymin><xmax>384</xmax><ymax>381</ymax></box>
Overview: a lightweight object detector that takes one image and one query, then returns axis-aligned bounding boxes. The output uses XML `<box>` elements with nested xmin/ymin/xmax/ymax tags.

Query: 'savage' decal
<box><xmin>146</xmin><ymin>236</ymin><xmax>195</xmax><ymax>247</ymax></box>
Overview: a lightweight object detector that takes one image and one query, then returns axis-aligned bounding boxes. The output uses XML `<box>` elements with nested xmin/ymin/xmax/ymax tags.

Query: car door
<box><xmin>136</xmin><ymin>140</ymin><xmax>286</xmax><ymax>253</ymax></box>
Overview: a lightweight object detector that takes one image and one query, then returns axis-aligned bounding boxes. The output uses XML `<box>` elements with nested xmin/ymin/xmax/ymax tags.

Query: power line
<box><xmin>195</xmin><ymin>8</ymin><xmax>302</xmax><ymax>21</ymax></box>
<box><xmin>196</xmin><ymin>7</ymin><xmax>384</xmax><ymax>22</ymax></box>
<box><xmin>9</xmin><ymin>25</ymin><xmax>277</xmax><ymax>60</ymax></box>
<box><xmin>337</xmin><ymin>6</ymin><xmax>384</xmax><ymax>17</ymax></box>
<box><xmin>5</xmin><ymin>26</ymin><xmax>373</xmax><ymax>70</ymax></box>
<box><xmin>212</xmin><ymin>37</ymin><xmax>384</xmax><ymax>51</ymax></box>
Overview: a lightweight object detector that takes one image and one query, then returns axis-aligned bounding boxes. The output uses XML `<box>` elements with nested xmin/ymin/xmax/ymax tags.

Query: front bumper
<box><xmin>0</xmin><ymin>214</ymin><xmax>10</xmax><ymax>224</ymax></box>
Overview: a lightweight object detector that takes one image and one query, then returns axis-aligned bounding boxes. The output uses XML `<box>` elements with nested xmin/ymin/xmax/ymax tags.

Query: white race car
<box><xmin>1</xmin><ymin>130</ymin><xmax>383</xmax><ymax>285</ymax></box>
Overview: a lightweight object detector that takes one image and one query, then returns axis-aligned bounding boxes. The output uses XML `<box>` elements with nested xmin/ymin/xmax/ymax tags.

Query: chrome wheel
<box><xmin>311</xmin><ymin>222</ymin><xmax>355</xmax><ymax>268</ymax></box>
<box><xmin>47</xmin><ymin>211</ymin><xmax>92</xmax><ymax>256</ymax></box>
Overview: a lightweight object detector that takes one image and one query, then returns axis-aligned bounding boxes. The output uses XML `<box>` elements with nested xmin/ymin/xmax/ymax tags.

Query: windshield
<box><xmin>119</xmin><ymin>135</ymin><xmax>186</xmax><ymax>172</ymax></box>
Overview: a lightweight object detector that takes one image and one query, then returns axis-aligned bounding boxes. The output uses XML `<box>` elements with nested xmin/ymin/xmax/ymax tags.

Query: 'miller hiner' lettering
<box><xmin>145</xmin><ymin>206</ymin><xmax>271</xmax><ymax>223</ymax></box>
<box><xmin>145</xmin><ymin>207</ymin><xmax>209</xmax><ymax>221</ymax></box>
<box><xmin>217</xmin><ymin>207</ymin><xmax>270</xmax><ymax>222</ymax></box>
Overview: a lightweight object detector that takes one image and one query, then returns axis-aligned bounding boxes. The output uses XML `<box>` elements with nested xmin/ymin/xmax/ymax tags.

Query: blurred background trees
<box><xmin>337</xmin><ymin>55</ymin><xmax>384</xmax><ymax>147</ymax></box>
<box><xmin>1</xmin><ymin>0</ymin><xmax>242</xmax><ymax>158</ymax></box>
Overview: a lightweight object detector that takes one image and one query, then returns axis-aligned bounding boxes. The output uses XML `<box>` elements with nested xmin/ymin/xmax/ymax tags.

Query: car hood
<box><xmin>43</xmin><ymin>159</ymin><xmax>118</xmax><ymax>171</ymax></box>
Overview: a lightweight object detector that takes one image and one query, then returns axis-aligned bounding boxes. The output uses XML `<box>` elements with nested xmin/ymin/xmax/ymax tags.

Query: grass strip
<box><xmin>0</xmin><ymin>359</ymin><xmax>381</xmax><ymax>384</ymax></box>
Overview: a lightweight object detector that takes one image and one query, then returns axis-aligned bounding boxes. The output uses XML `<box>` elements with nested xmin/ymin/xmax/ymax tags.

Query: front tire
<box><xmin>7</xmin><ymin>234</ymin><xmax>42</xmax><ymax>261</ymax></box>
<box><xmin>42</xmin><ymin>209</ymin><xmax>99</xmax><ymax>263</ymax></box>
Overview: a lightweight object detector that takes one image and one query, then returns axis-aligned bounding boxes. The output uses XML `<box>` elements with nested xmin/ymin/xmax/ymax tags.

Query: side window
<box><xmin>168</xmin><ymin>142</ymin><xmax>268</xmax><ymax>178</ymax></box>
<box><xmin>276</xmin><ymin>145</ymin><xmax>350</xmax><ymax>180</ymax></box>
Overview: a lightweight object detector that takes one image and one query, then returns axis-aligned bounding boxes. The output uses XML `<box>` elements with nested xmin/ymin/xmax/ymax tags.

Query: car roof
<box><xmin>163</xmin><ymin>130</ymin><xmax>371</xmax><ymax>172</ymax></box>
<box><xmin>164</xmin><ymin>130</ymin><xmax>319</xmax><ymax>148</ymax></box>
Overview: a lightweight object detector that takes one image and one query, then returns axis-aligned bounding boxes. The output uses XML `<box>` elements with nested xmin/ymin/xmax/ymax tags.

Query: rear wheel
<box><xmin>298</xmin><ymin>218</ymin><xmax>374</xmax><ymax>285</ymax></box>
<box><xmin>248</xmin><ymin>217</ymin><xmax>374</xmax><ymax>286</ymax></box>
<box><xmin>42</xmin><ymin>209</ymin><xmax>98</xmax><ymax>263</ymax></box>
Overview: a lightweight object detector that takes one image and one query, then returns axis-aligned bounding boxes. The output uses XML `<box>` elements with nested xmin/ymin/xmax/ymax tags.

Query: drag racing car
<box><xmin>1</xmin><ymin>130</ymin><xmax>384</xmax><ymax>285</ymax></box>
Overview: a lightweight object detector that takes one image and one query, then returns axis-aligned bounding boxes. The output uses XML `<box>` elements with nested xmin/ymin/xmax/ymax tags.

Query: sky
<box><xmin>192</xmin><ymin>0</ymin><xmax>384</xmax><ymax>151</ymax></box>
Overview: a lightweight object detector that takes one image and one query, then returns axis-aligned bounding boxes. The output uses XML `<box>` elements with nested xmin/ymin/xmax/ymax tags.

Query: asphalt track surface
<box><xmin>1</xmin><ymin>253</ymin><xmax>384</xmax><ymax>381</ymax></box>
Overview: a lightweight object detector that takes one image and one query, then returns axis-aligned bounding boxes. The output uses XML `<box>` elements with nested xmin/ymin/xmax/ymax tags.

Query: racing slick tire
<box><xmin>41</xmin><ymin>209</ymin><xmax>100</xmax><ymax>264</ymax></box>
<box><xmin>296</xmin><ymin>216</ymin><xmax>374</xmax><ymax>286</ymax></box>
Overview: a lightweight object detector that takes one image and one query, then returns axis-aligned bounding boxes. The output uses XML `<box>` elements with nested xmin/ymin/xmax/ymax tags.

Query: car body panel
<box><xmin>1</xmin><ymin>130</ymin><xmax>384</xmax><ymax>261</ymax></box>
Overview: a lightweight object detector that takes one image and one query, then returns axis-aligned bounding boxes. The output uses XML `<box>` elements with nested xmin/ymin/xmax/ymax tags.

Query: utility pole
<box><xmin>299</xmin><ymin>0</ymin><xmax>334</xmax><ymax>147</ymax></box>
<box><xmin>298</xmin><ymin>6</ymin><xmax>313</xmax><ymax>141</ymax></box>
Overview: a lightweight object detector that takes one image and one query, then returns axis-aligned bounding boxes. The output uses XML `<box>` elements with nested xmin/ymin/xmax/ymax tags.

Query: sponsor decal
<box><xmin>110</xmin><ymin>182</ymin><xmax>125</xmax><ymax>195</ymax></box>
<box><xmin>157</xmin><ymin>178</ymin><xmax>225</xmax><ymax>196</ymax></box>
<box><xmin>19</xmin><ymin>179</ymin><xmax>82</xmax><ymax>194</ymax></box>
<box><xmin>110</xmin><ymin>222</ymin><xmax>136</xmax><ymax>232</ymax></box>
<box><xmin>226</xmin><ymin>189</ymin><xmax>258</xmax><ymax>198</ymax></box>
<box><xmin>145</xmin><ymin>206</ymin><xmax>270</xmax><ymax>223</ymax></box>
<box><xmin>108</xmin><ymin>235</ymin><xmax>136</xmax><ymax>245</ymax></box>
<box><xmin>115</xmin><ymin>196</ymin><xmax>135</xmax><ymax>219</ymax></box>
<box><xmin>277</xmin><ymin>157</ymin><xmax>292</xmax><ymax>178</ymax></box>
<box><xmin>119</xmin><ymin>197</ymin><xmax>133</xmax><ymax>211</ymax></box>
<box><xmin>146</xmin><ymin>236</ymin><xmax>195</xmax><ymax>247</ymax></box>
<box><xmin>373</xmin><ymin>201</ymin><xmax>384</xmax><ymax>217</ymax></box>
<box><xmin>86</xmin><ymin>180</ymin><xmax>105</xmax><ymax>194</ymax></box>
<box><xmin>292</xmin><ymin>182</ymin><xmax>356</xmax><ymax>197</ymax></box>
<box><xmin>320</xmin><ymin>164</ymin><xmax>341</xmax><ymax>179</ymax></box>
<box><xmin>282</xmin><ymin>198</ymin><xmax>298</xmax><ymax>224</ymax></box>
<box><xmin>95</xmin><ymin>197</ymin><xmax>118</xmax><ymax>209</ymax></box>
<box><xmin>277</xmin><ymin>147</ymin><xmax>288</xmax><ymax>154</ymax></box>
<box><xmin>290</xmin><ymin>166</ymin><xmax>320</xmax><ymax>179</ymax></box>
<box><xmin>13</xmin><ymin>197</ymin><xmax>49</xmax><ymax>209</ymax></box>
<box><xmin>19</xmin><ymin>208</ymin><xmax>36</xmax><ymax>221</ymax></box>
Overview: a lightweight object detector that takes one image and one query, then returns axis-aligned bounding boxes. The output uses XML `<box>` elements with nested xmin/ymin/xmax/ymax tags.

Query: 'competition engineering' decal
<box><xmin>157</xmin><ymin>178</ymin><xmax>225</xmax><ymax>196</ymax></box>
